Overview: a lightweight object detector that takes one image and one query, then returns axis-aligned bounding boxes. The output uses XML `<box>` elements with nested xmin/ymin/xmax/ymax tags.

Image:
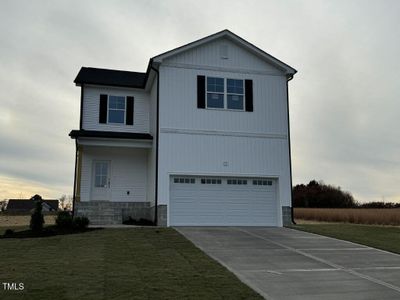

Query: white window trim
<box><xmin>107</xmin><ymin>95</ymin><xmax>126</xmax><ymax>125</ymax></box>
<box><xmin>205</xmin><ymin>77</ymin><xmax>245</xmax><ymax>111</ymax></box>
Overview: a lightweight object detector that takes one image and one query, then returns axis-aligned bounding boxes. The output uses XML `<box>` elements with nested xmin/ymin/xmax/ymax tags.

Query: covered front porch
<box><xmin>70</xmin><ymin>130</ymin><xmax>157</xmax><ymax>225</ymax></box>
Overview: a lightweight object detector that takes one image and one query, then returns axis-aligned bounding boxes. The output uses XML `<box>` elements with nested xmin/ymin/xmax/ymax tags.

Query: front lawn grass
<box><xmin>0</xmin><ymin>228</ymin><xmax>262</xmax><ymax>300</ymax></box>
<box><xmin>292</xmin><ymin>223</ymin><xmax>400</xmax><ymax>254</ymax></box>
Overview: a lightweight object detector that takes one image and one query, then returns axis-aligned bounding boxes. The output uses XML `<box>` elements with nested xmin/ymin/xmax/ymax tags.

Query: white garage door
<box><xmin>170</xmin><ymin>176</ymin><xmax>278</xmax><ymax>226</ymax></box>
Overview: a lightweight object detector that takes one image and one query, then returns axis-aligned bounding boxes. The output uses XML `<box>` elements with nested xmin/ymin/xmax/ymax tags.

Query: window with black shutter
<box><xmin>197</xmin><ymin>76</ymin><xmax>253</xmax><ymax>112</ymax></box>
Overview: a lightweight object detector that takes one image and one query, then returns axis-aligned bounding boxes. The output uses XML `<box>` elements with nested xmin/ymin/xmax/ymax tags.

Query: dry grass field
<box><xmin>294</xmin><ymin>208</ymin><xmax>400</xmax><ymax>226</ymax></box>
<box><xmin>0</xmin><ymin>214</ymin><xmax>56</xmax><ymax>227</ymax></box>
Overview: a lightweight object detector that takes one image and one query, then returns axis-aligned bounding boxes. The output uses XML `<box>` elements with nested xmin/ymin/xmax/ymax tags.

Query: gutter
<box><xmin>79</xmin><ymin>84</ymin><xmax>84</xmax><ymax>129</ymax></box>
<box><xmin>286</xmin><ymin>74</ymin><xmax>296</xmax><ymax>225</ymax></box>
<box><xmin>72</xmin><ymin>139</ymin><xmax>78</xmax><ymax>217</ymax></box>
<box><xmin>73</xmin><ymin>83</ymin><xmax>84</xmax><ymax>217</ymax></box>
<box><xmin>150</xmin><ymin>61</ymin><xmax>160</xmax><ymax>226</ymax></box>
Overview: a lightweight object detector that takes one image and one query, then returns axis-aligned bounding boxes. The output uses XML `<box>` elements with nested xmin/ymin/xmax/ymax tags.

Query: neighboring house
<box><xmin>6</xmin><ymin>199</ymin><xmax>59</xmax><ymax>213</ymax></box>
<box><xmin>69</xmin><ymin>30</ymin><xmax>296</xmax><ymax>226</ymax></box>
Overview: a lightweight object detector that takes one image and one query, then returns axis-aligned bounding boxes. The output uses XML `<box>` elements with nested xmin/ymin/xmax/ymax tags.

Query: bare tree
<box><xmin>59</xmin><ymin>195</ymin><xmax>73</xmax><ymax>211</ymax></box>
<box><xmin>65</xmin><ymin>195</ymin><xmax>73</xmax><ymax>211</ymax></box>
<box><xmin>59</xmin><ymin>194</ymin><xmax>66</xmax><ymax>210</ymax></box>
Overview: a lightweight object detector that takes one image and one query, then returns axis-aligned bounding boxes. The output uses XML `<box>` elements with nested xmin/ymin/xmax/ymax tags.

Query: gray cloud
<box><xmin>0</xmin><ymin>0</ymin><xmax>398</xmax><ymax>202</ymax></box>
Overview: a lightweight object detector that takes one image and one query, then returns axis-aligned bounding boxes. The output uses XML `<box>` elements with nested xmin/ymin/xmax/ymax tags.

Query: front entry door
<box><xmin>91</xmin><ymin>160</ymin><xmax>111</xmax><ymax>201</ymax></box>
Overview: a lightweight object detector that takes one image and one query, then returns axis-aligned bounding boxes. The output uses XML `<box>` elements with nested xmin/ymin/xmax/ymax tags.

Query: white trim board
<box><xmin>160</xmin><ymin>128</ymin><xmax>287</xmax><ymax>139</ymax></box>
<box><xmin>162</xmin><ymin>62</ymin><xmax>284</xmax><ymax>76</ymax></box>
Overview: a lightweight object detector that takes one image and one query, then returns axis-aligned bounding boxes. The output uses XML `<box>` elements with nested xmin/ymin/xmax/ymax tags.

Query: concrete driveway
<box><xmin>177</xmin><ymin>227</ymin><xmax>400</xmax><ymax>300</ymax></box>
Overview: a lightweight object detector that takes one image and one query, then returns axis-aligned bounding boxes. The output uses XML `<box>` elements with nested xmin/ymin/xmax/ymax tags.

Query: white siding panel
<box><xmin>164</xmin><ymin>38</ymin><xmax>283</xmax><ymax>74</ymax></box>
<box><xmin>82</xmin><ymin>86</ymin><xmax>150</xmax><ymax>133</ymax></box>
<box><xmin>159</xmin><ymin>66</ymin><xmax>288</xmax><ymax>135</ymax></box>
<box><xmin>157</xmin><ymin>133</ymin><xmax>291</xmax><ymax>224</ymax></box>
<box><xmin>79</xmin><ymin>146</ymin><xmax>148</xmax><ymax>202</ymax></box>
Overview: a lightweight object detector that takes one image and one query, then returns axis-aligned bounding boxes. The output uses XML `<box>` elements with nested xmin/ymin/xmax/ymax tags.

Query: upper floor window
<box><xmin>108</xmin><ymin>96</ymin><xmax>126</xmax><ymax>124</ymax></box>
<box><xmin>227</xmin><ymin>79</ymin><xmax>244</xmax><ymax>110</ymax></box>
<box><xmin>197</xmin><ymin>76</ymin><xmax>253</xmax><ymax>112</ymax></box>
<box><xmin>206</xmin><ymin>77</ymin><xmax>224</xmax><ymax>108</ymax></box>
<box><xmin>99</xmin><ymin>94</ymin><xmax>134</xmax><ymax>125</ymax></box>
<box><xmin>206</xmin><ymin>77</ymin><xmax>244</xmax><ymax>110</ymax></box>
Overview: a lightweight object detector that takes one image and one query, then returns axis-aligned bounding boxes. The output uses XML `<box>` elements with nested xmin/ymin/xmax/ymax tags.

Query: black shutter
<box><xmin>245</xmin><ymin>79</ymin><xmax>253</xmax><ymax>112</ymax></box>
<box><xmin>126</xmin><ymin>96</ymin><xmax>134</xmax><ymax>125</ymax></box>
<box><xmin>197</xmin><ymin>75</ymin><xmax>206</xmax><ymax>108</ymax></box>
<box><xmin>99</xmin><ymin>94</ymin><xmax>108</xmax><ymax>123</ymax></box>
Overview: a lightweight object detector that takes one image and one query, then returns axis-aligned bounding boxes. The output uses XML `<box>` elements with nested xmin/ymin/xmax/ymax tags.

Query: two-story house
<box><xmin>69</xmin><ymin>30</ymin><xmax>296</xmax><ymax>226</ymax></box>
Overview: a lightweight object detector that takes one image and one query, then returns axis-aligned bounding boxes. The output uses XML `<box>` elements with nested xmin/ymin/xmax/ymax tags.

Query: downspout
<box><xmin>73</xmin><ymin>84</ymin><xmax>84</xmax><ymax>217</ymax></box>
<box><xmin>79</xmin><ymin>85</ymin><xmax>84</xmax><ymax>129</ymax></box>
<box><xmin>286</xmin><ymin>74</ymin><xmax>296</xmax><ymax>225</ymax></box>
<box><xmin>150</xmin><ymin>63</ymin><xmax>160</xmax><ymax>226</ymax></box>
<box><xmin>72</xmin><ymin>139</ymin><xmax>78</xmax><ymax>217</ymax></box>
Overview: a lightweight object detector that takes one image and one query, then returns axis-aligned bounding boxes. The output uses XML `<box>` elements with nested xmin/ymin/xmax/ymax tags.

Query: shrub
<box><xmin>56</xmin><ymin>212</ymin><xmax>89</xmax><ymax>231</ymax></box>
<box><xmin>4</xmin><ymin>229</ymin><xmax>14</xmax><ymax>236</ymax></box>
<box><xmin>30</xmin><ymin>199</ymin><xmax>45</xmax><ymax>232</ymax></box>
<box><xmin>123</xmin><ymin>217</ymin><xmax>154</xmax><ymax>226</ymax></box>
<box><xmin>72</xmin><ymin>216</ymin><xmax>90</xmax><ymax>230</ymax></box>
<box><xmin>55</xmin><ymin>211</ymin><xmax>73</xmax><ymax>229</ymax></box>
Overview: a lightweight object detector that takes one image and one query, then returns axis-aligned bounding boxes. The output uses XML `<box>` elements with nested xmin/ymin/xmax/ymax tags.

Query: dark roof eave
<box><xmin>69</xmin><ymin>130</ymin><xmax>153</xmax><ymax>140</ymax></box>
<box><xmin>73</xmin><ymin>67</ymin><xmax>148</xmax><ymax>88</ymax></box>
<box><xmin>74</xmin><ymin>81</ymin><xmax>145</xmax><ymax>89</ymax></box>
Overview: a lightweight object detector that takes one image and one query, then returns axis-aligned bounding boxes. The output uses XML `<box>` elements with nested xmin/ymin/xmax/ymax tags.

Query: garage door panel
<box><xmin>170</xmin><ymin>176</ymin><xmax>278</xmax><ymax>226</ymax></box>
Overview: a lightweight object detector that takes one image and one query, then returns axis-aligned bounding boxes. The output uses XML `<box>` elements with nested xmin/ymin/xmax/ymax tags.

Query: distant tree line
<box><xmin>358</xmin><ymin>201</ymin><xmax>400</xmax><ymax>208</ymax></box>
<box><xmin>293</xmin><ymin>180</ymin><xmax>400</xmax><ymax>208</ymax></box>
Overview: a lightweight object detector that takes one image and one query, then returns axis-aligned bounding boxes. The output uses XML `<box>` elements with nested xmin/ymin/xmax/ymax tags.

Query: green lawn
<box><xmin>292</xmin><ymin>223</ymin><xmax>400</xmax><ymax>254</ymax></box>
<box><xmin>0</xmin><ymin>227</ymin><xmax>262</xmax><ymax>300</ymax></box>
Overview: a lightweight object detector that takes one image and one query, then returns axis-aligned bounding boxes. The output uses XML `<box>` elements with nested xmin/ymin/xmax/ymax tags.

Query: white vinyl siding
<box><xmin>163</xmin><ymin>38</ymin><xmax>284</xmax><ymax>74</ymax></box>
<box><xmin>80</xmin><ymin>146</ymin><xmax>148</xmax><ymax>202</ymax></box>
<box><xmin>82</xmin><ymin>86</ymin><xmax>149</xmax><ymax>133</ymax></box>
<box><xmin>157</xmin><ymin>132</ymin><xmax>291</xmax><ymax>226</ymax></box>
<box><xmin>159</xmin><ymin>66</ymin><xmax>288</xmax><ymax>134</ymax></box>
<box><xmin>170</xmin><ymin>176</ymin><xmax>278</xmax><ymax>226</ymax></box>
<box><xmin>157</xmin><ymin>46</ymin><xmax>291</xmax><ymax>226</ymax></box>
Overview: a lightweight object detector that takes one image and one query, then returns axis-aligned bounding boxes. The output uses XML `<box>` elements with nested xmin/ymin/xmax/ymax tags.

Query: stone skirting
<box><xmin>282</xmin><ymin>206</ymin><xmax>293</xmax><ymax>226</ymax></box>
<box><xmin>149</xmin><ymin>205</ymin><xmax>167</xmax><ymax>227</ymax></box>
<box><xmin>75</xmin><ymin>203</ymin><xmax>288</xmax><ymax>226</ymax></box>
<box><xmin>75</xmin><ymin>202</ymin><xmax>168</xmax><ymax>226</ymax></box>
<box><xmin>75</xmin><ymin>201</ymin><xmax>151</xmax><ymax>225</ymax></box>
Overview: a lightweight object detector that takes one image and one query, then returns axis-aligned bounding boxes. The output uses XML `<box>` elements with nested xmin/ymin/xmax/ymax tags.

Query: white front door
<box><xmin>91</xmin><ymin>160</ymin><xmax>111</xmax><ymax>201</ymax></box>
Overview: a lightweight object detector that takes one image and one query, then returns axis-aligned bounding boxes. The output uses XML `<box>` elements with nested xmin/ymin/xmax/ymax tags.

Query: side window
<box><xmin>108</xmin><ymin>96</ymin><xmax>126</xmax><ymax>124</ymax></box>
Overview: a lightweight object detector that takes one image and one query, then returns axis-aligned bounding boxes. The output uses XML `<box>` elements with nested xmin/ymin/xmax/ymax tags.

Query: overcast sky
<box><xmin>0</xmin><ymin>0</ymin><xmax>399</xmax><ymax>202</ymax></box>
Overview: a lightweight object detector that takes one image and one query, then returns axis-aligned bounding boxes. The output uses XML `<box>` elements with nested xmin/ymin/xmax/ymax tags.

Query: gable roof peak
<box><xmin>152</xmin><ymin>29</ymin><xmax>296</xmax><ymax>77</ymax></box>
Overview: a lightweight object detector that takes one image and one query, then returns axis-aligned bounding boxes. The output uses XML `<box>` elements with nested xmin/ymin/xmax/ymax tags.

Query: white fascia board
<box><xmin>77</xmin><ymin>137</ymin><xmax>152</xmax><ymax>148</ymax></box>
